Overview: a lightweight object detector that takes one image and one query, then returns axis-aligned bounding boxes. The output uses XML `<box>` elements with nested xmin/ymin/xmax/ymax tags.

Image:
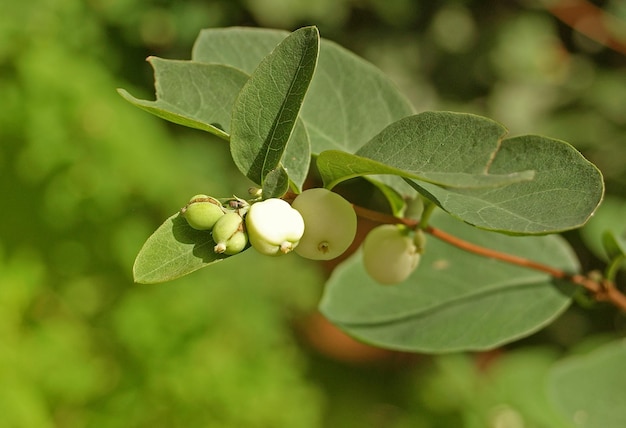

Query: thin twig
<box><xmin>547</xmin><ymin>0</ymin><xmax>626</xmax><ymax>55</ymax></box>
<box><xmin>352</xmin><ymin>204</ymin><xmax>626</xmax><ymax>312</ymax></box>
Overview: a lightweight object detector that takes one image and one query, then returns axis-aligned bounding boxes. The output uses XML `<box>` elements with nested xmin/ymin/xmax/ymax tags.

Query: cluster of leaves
<box><xmin>120</xmin><ymin>26</ymin><xmax>626</xmax><ymax>426</ymax></box>
<box><xmin>124</xmin><ymin>26</ymin><xmax>606</xmax><ymax>349</ymax></box>
<box><xmin>3</xmin><ymin>0</ymin><xmax>625</xmax><ymax>422</ymax></box>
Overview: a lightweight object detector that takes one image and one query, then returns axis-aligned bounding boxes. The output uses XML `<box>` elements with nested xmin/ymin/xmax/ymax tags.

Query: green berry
<box><xmin>292</xmin><ymin>188</ymin><xmax>357</xmax><ymax>260</ymax></box>
<box><xmin>182</xmin><ymin>194</ymin><xmax>224</xmax><ymax>231</ymax></box>
<box><xmin>245</xmin><ymin>198</ymin><xmax>305</xmax><ymax>256</ymax></box>
<box><xmin>212</xmin><ymin>212</ymin><xmax>248</xmax><ymax>255</ymax></box>
<box><xmin>362</xmin><ymin>224</ymin><xmax>421</xmax><ymax>285</ymax></box>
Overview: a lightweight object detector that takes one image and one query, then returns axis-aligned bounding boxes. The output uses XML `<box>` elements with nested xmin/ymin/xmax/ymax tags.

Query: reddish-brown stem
<box><xmin>352</xmin><ymin>204</ymin><xmax>626</xmax><ymax>312</ymax></box>
<box><xmin>547</xmin><ymin>0</ymin><xmax>626</xmax><ymax>55</ymax></box>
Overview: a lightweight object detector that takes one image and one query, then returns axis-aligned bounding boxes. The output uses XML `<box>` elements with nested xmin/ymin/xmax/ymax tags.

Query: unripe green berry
<box><xmin>292</xmin><ymin>188</ymin><xmax>357</xmax><ymax>260</ymax></box>
<box><xmin>362</xmin><ymin>224</ymin><xmax>421</xmax><ymax>285</ymax></box>
<box><xmin>212</xmin><ymin>212</ymin><xmax>248</xmax><ymax>255</ymax></box>
<box><xmin>245</xmin><ymin>198</ymin><xmax>305</xmax><ymax>256</ymax></box>
<box><xmin>413</xmin><ymin>229</ymin><xmax>427</xmax><ymax>253</ymax></box>
<box><xmin>182</xmin><ymin>194</ymin><xmax>225</xmax><ymax>231</ymax></box>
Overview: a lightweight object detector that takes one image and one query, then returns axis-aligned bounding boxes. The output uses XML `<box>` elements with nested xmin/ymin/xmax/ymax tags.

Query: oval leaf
<box><xmin>320</xmin><ymin>212</ymin><xmax>578</xmax><ymax>352</ymax></box>
<box><xmin>326</xmin><ymin>112</ymin><xmax>535</xmax><ymax>189</ymax></box>
<box><xmin>281</xmin><ymin>119</ymin><xmax>311</xmax><ymax>193</ymax></box>
<box><xmin>602</xmin><ymin>230</ymin><xmax>626</xmax><ymax>260</ymax></box>
<box><xmin>262</xmin><ymin>166</ymin><xmax>290</xmax><ymax>199</ymax></box>
<box><xmin>548</xmin><ymin>340</ymin><xmax>626</xmax><ymax>427</ymax></box>
<box><xmin>300</xmin><ymin>38</ymin><xmax>415</xmax><ymax>154</ymax></box>
<box><xmin>133</xmin><ymin>213</ymin><xmax>233</xmax><ymax>284</ymax></box>
<box><xmin>410</xmin><ymin>135</ymin><xmax>604</xmax><ymax>234</ymax></box>
<box><xmin>580</xmin><ymin>195</ymin><xmax>626</xmax><ymax>261</ymax></box>
<box><xmin>192</xmin><ymin>27</ymin><xmax>288</xmax><ymax>73</ymax></box>
<box><xmin>192</xmin><ymin>27</ymin><xmax>415</xmax><ymax>155</ymax></box>
<box><xmin>317</xmin><ymin>149</ymin><xmax>534</xmax><ymax>190</ymax></box>
<box><xmin>118</xmin><ymin>58</ymin><xmax>248</xmax><ymax>138</ymax></box>
<box><xmin>229</xmin><ymin>26</ymin><xmax>319</xmax><ymax>194</ymax></box>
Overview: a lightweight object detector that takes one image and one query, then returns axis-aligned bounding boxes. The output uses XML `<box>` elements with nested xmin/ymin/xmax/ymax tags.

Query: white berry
<box><xmin>292</xmin><ymin>188</ymin><xmax>357</xmax><ymax>260</ymax></box>
<box><xmin>245</xmin><ymin>198</ymin><xmax>305</xmax><ymax>256</ymax></box>
<box><xmin>362</xmin><ymin>224</ymin><xmax>421</xmax><ymax>285</ymax></box>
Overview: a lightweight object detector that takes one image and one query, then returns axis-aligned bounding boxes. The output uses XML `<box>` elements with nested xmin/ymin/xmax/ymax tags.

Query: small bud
<box><xmin>248</xmin><ymin>187</ymin><xmax>263</xmax><ymax>198</ymax></box>
<box><xmin>404</xmin><ymin>196</ymin><xmax>425</xmax><ymax>221</ymax></box>
<box><xmin>413</xmin><ymin>229</ymin><xmax>427</xmax><ymax>254</ymax></box>
<box><xmin>212</xmin><ymin>212</ymin><xmax>248</xmax><ymax>255</ymax></box>
<box><xmin>182</xmin><ymin>194</ymin><xmax>224</xmax><ymax>231</ymax></box>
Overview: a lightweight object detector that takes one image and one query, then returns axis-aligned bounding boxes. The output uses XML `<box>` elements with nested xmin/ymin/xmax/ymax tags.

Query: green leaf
<box><xmin>262</xmin><ymin>166</ymin><xmax>290</xmax><ymax>199</ymax></box>
<box><xmin>281</xmin><ymin>118</ymin><xmax>310</xmax><ymax>194</ymax></box>
<box><xmin>410</xmin><ymin>134</ymin><xmax>604</xmax><ymax>234</ymax></box>
<box><xmin>229</xmin><ymin>26</ymin><xmax>319</xmax><ymax>197</ymax></box>
<box><xmin>548</xmin><ymin>340</ymin><xmax>626</xmax><ymax>428</ymax></box>
<box><xmin>299</xmin><ymin>38</ymin><xmax>415</xmax><ymax>154</ymax></box>
<box><xmin>117</xmin><ymin>57</ymin><xmax>248</xmax><ymax>138</ymax></box>
<box><xmin>317</xmin><ymin>148</ymin><xmax>534</xmax><ymax>190</ymax></box>
<box><xmin>318</xmin><ymin>112</ymin><xmax>535</xmax><ymax>189</ymax></box>
<box><xmin>319</xmin><ymin>211</ymin><xmax>578</xmax><ymax>352</ymax></box>
<box><xmin>369</xmin><ymin>178</ymin><xmax>408</xmax><ymax>217</ymax></box>
<box><xmin>580</xmin><ymin>195</ymin><xmax>626</xmax><ymax>261</ymax></box>
<box><xmin>192</xmin><ymin>27</ymin><xmax>415</xmax><ymax>155</ymax></box>
<box><xmin>429</xmin><ymin>349</ymin><xmax>570</xmax><ymax>427</ymax></box>
<box><xmin>473</xmin><ymin>349</ymin><xmax>571</xmax><ymax>428</ymax></box>
<box><xmin>192</xmin><ymin>27</ymin><xmax>288</xmax><ymax>73</ymax></box>
<box><xmin>601</xmin><ymin>230</ymin><xmax>626</xmax><ymax>260</ymax></box>
<box><xmin>133</xmin><ymin>213</ymin><xmax>233</xmax><ymax>284</ymax></box>
<box><xmin>601</xmin><ymin>229</ymin><xmax>626</xmax><ymax>281</ymax></box>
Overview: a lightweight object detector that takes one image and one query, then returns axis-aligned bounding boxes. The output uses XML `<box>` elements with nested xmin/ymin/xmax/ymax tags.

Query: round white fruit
<box><xmin>362</xmin><ymin>224</ymin><xmax>420</xmax><ymax>285</ymax></box>
<box><xmin>245</xmin><ymin>198</ymin><xmax>305</xmax><ymax>256</ymax></box>
<box><xmin>292</xmin><ymin>188</ymin><xmax>357</xmax><ymax>260</ymax></box>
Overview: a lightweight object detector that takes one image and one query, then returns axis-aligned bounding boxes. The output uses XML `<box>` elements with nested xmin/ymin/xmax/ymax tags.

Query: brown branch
<box><xmin>353</xmin><ymin>204</ymin><xmax>626</xmax><ymax>312</ymax></box>
<box><xmin>547</xmin><ymin>0</ymin><xmax>626</xmax><ymax>55</ymax></box>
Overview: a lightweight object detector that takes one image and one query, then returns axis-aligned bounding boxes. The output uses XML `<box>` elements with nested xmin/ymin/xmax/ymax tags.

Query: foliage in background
<box><xmin>1</xmin><ymin>0</ymin><xmax>625</xmax><ymax>427</ymax></box>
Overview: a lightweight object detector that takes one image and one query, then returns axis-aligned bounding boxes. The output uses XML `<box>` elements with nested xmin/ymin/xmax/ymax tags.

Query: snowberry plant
<box><xmin>121</xmin><ymin>26</ymin><xmax>626</xmax><ymax>422</ymax></box>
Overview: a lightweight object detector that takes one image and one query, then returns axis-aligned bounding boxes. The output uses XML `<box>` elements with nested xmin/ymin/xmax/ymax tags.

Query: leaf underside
<box><xmin>320</xmin><ymin>211</ymin><xmax>579</xmax><ymax>352</ymax></box>
<box><xmin>133</xmin><ymin>213</ymin><xmax>232</xmax><ymax>284</ymax></box>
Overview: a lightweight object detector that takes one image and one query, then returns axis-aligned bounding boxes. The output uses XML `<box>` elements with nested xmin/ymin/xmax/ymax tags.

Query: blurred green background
<box><xmin>1</xmin><ymin>0</ymin><xmax>625</xmax><ymax>427</ymax></box>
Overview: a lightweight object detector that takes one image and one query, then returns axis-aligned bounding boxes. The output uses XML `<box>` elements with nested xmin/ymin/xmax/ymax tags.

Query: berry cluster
<box><xmin>181</xmin><ymin>195</ymin><xmax>249</xmax><ymax>255</ymax></box>
<box><xmin>181</xmin><ymin>188</ymin><xmax>425</xmax><ymax>285</ymax></box>
<box><xmin>181</xmin><ymin>188</ymin><xmax>358</xmax><ymax>261</ymax></box>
